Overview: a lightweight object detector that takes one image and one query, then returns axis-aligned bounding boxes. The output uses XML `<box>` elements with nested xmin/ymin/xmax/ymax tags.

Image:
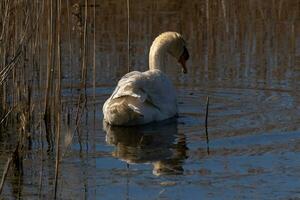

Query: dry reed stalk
<box><xmin>0</xmin><ymin>138</ymin><xmax>23</xmax><ymax>195</ymax></box>
<box><xmin>0</xmin><ymin>157</ymin><xmax>12</xmax><ymax>195</ymax></box>
<box><xmin>0</xmin><ymin>0</ymin><xmax>40</xmax><ymax>87</ymax></box>
<box><xmin>38</xmin><ymin>116</ymin><xmax>45</xmax><ymax>197</ymax></box>
<box><xmin>1</xmin><ymin>0</ymin><xmax>38</xmax><ymax>128</ymax></box>
<box><xmin>0</xmin><ymin>106</ymin><xmax>14</xmax><ymax>126</ymax></box>
<box><xmin>65</xmin><ymin>0</ymin><xmax>74</xmax><ymax>137</ymax></box>
<box><xmin>81</xmin><ymin>0</ymin><xmax>88</xmax><ymax>94</ymax></box>
<box><xmin>54</xmin><ymin>0</ymin><xmax>62</xmax><ymax>198</ymax></box>
<box><xmin>12</xmin><ymin>0</ymin><xmax>20</xmax><ymax>123</ymax></box>
<box><xmin>289</xmin><ymin>7</ymin><xmax>297</xmax><ymax>69</ymax></box>
<box><xmin>37</xmin><ymin>1</ymin><xmax>45</xmax><ymax>194</ymax></box>
<box><xmin>221</xmin><ymin>0</ymin><xmax>228</xmax><ymax>33</ymax></box>
<box><xmin>31</xmin><ymin>0</ymin><xmax>43</xmax><ymax>77</ymax></box>
<box><xmin>205</xmin><ymin>0</ymin><xmax>210</xmax><ymax>79</ymax></box>
<box><xmin>70</xmin><ymin>0</ymin><xmax>88</xmax><ymax>156</ymax></box>
<box><xmin>67</xmin><ymin>0</ymin><xmax>74</xmax><ymax>101</ymax></box>
<box><xmin>0</xmin><ymin>0</ymin><xmax>10</xmax><ymax>42</ymax></box>
<box><xmin>74</xmin><ymin>93</ymin><xmax>83</xmax><ymax>149</ymax></box>
<box><xmin>1</xmin><ymin>1</ymin><xmax>9</xmax><ymax>113</ymax></box>
<box><xmin>73</xmin><ymin>0</ymin><xmax>88</xmax><ymax>142</ymax></box>
<box><xmin>0</xmin><ymin>48</ymin><xmax>22</xmax><ymax>85</ymax></box>
<box><xmin>44</xmin><ymin>0</ymin><xmax>54</xmax><ymax>150</ymax></box>
<box><xmin>127</xmin><ymin>0</ymin><xmax>130</xmax><ymax>72</ymax></box>
<box><xmin>93</xmin><ymin>0</ymin><xmax>96</xmax><ymax>105</ymax></box>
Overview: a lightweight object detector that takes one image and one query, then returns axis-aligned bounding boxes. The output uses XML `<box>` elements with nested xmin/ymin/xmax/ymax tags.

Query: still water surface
<box><xmin>2</xmin><ymin>82</ymin><xmax>300</xmax><ymax>199</ymax></box>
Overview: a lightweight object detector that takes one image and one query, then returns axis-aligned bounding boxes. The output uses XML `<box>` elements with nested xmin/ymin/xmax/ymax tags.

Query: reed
<box><xmin>67</xmin><ymin>0</ymin><xmax>74</xmax><ymax>102</ymax></box>
<box><xmin>127</xmin><ymin>0</ymin><xmax>130</xmax><ymax>72</ymax></box>
<box><xmin>0</xmin><ymin>157</ymin><xmax>12</xmax><ymax>195</ymax></box>
<box><xmin>81</xmin><ymin>0</ymin><xmax>88</xmax><ymax>97</ymax></box>
<box><xmin>37</xmin><ymin>1</ymin><xmax>45</xmax><ymax>196</ymax></box>
<box><xmin>44</xmin><ymin>0</ymin><xmax>54</xmax><ymax>150</ymax></box>
<box><xmin>73</xmin><ymin>0</ymin><xmax>89</xmax><ymax>151</ymax></box>
<box><xmin>54</xmin><ymin>0</ymin><xmax>62</xmax><ymax>198</ymax></box>
<box><xmin>205</xmin><ymin>0</ymin><xmax>210</xmax><ymax>79</ymax></box>
<box><xmin>93</xmin><ymin>0</ymin><xmax>96</xmax><ymax>105</ymax></box>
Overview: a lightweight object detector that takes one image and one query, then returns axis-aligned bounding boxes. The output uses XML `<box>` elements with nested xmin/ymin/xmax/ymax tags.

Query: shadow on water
<box><xmin>103</xmin><ymin>119</ymin><xmax>188</xmax><ymax>176</ymax></box>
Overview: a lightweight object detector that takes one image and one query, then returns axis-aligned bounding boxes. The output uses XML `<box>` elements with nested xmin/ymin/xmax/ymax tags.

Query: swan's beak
<box><xmin>178</xmin><ymin>46</ymin><xmax>189</xmax><ymax>74</ymax></box>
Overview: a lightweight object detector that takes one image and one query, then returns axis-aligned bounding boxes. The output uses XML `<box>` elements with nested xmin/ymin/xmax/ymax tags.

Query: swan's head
<box><xmin>152</xmin><ymin>32</ymin><xmax>190</xmax><ymax>73</ymax></box>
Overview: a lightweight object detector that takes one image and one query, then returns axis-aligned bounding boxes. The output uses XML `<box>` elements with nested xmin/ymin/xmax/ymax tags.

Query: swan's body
<box><xmin>103</xmin><ymin>69</ymin><xmax>177</xmax><ymax>125</ymax></box>
<box><xmin>103</xmin><ymin>32</ymin><xmax>189</xmax><ymax>126</ymax></box>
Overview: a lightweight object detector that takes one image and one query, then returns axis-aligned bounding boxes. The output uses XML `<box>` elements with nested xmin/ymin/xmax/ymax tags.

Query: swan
<box><xmin>103</xmin><ymin>32</ymin><xmax>189</xmax><ymax>126</ymax></box>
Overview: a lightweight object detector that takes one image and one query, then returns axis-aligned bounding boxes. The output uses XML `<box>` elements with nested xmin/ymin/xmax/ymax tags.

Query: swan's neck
<box><xmin>149</xmin><ymin>42</ymin><xmax>167</xmax><ymax>71</ymax></box>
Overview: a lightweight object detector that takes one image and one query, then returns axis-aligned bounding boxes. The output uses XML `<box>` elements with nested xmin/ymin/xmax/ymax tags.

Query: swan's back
<box><xmin>103</xmin><ymin>70</ymin><xmax>177</xmax><ymax>125</ymax></box>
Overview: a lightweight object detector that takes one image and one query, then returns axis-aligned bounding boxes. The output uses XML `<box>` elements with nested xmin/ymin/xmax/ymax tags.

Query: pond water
<box><xmin>1</xmin><ymin>0</ymin><xmax>300</xmax><ymax>199</ymax></box>
<box><xmin>2</xmin><ymin>83</ymin><xmax>300</xmax><ymax>199</ymax></box>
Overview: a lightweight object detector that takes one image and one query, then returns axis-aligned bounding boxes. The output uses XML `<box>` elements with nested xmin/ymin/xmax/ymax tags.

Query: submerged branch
<box><xmin>205</xmin><ymin>96</ymin><xmax>210</xmax><ymax>155</ymax></box>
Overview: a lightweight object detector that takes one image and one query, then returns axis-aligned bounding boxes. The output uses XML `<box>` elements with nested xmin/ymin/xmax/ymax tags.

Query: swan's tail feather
<box><xmin>103</xmin><ymin>97</ymin><xmax>143</xmax><ymax>126</ymax></box>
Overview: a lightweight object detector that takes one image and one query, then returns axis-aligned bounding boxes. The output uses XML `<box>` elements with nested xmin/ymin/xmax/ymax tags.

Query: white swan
<box><xmin>103</xmin><ymin>32</ymin><xmax>189</xmax><ymax>126</ymax></box>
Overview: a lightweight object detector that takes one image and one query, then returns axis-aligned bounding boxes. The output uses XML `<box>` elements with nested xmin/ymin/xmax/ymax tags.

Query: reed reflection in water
<box><xmin>104</xmin><ymin>119</ymin><xmax>188</xmax><ymax>176</ymax></box>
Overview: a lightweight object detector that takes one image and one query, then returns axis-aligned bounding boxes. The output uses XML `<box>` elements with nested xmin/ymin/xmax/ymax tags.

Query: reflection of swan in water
<box><xmin>103</xmin><ymin>119</ymin><xmax>188</xmax><ymax>176</ymax></box>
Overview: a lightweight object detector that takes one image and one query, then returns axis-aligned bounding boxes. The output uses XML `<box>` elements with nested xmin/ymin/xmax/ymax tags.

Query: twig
<box><xmin>0</xmin><ymin>48</ymin><xmax>23</xmax><ymax>85</ymax></box>
<box><xmin>0</xmin><ymin>140</ymin><xmax>20</xmax><ymax>195</ymax></box>
<box><xmin>0</xmin><ymin>157</ymin><xmax>12</xmax><ymax>195</ymax></box>
<box><xmin>0</xmin><ymin>107</ymin><xmax>14</xmax><ymax>125</ymax></box>
<box><xmin>205</xmin><ymin>96</ymin><xmax>210</xmax><ymax>155</ymax></box>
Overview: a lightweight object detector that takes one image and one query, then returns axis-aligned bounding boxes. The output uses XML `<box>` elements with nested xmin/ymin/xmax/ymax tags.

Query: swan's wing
<box><xmin>111</xmin><ymin>71</ymin><xmax>148</xmax><ymax>102</ymax></box>
<box><xmin>103</xmin><ymin>70</ymin><xmax>177</xmax><ymax>125</ymax></box>
<box><xmin>107</xmin><ymin>70</ymin><xmax>176</xmax><ymax>114</ymax></box>
<box><xmin>140</xmin><ymin>70</ymin><xmax>177</xmax><ymax>112</ymax></box>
